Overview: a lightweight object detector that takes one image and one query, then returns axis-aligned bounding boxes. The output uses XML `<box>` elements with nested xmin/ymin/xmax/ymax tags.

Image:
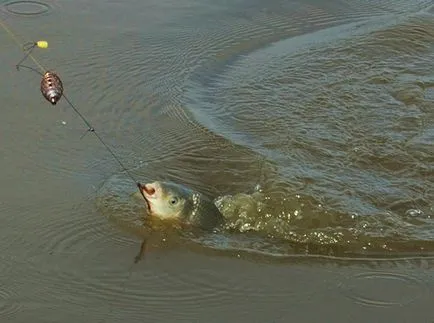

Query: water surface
<box><xmin>1</xmin><ymin>0</ymin><xmax>433</xmax><ymax>321</ymax></box>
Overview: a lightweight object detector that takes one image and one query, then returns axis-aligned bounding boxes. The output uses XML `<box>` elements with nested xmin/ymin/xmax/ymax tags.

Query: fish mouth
<box><xmin>137</xmin><ymin>183</ymin><xmax>150</xmax><ymax>213</ymax></box>
<box><xmin>138</xmin><ymin>182</ymin><xmax>157</xmax><ymax>214</ymax></box>
<box><xmin>142</xmin><ymin>184</ymin><xmax>156</xmax><ymax>195</ymax></box>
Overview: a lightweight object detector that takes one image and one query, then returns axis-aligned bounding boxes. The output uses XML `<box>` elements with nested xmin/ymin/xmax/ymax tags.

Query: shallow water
<box><xmin>1</xmin><ymin>0</ymin><xmax>434</xmax><ymax>321</ymax></box>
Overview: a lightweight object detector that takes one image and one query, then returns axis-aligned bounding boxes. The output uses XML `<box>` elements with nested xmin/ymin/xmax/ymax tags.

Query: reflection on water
<box><xmin>1</xmin><ymin>0</ymin><xmax>434</xmax><ymax>321</ymax></box>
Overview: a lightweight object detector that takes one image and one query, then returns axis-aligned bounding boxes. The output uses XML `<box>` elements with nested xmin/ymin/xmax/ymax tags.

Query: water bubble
<box><xmin>405</xmin><ymin>209</ymin><xmax>424</xmax><ymax>217</ymax></box>
<box><xmin>240</xmin><ymin>223</ymin><xmax>253</xmax><ymax>232</ymax></box>
<box><xmin>253</xmin><ymin>184</ymin><xmax>262</xmax><ymax>192</ymax></box>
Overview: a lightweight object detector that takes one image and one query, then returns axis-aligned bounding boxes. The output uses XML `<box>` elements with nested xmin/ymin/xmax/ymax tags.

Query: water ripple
<box><xmin>338</xmin><ymin>271</ymin><xmax>429</xmax><ymax>307</ymax></box>
<box><xmin>2</xmin><ymin>0</ymin><xmax>52</xmax><ymax>16</ymax></box>
<box><xmin>182</xmin><ymin>9</ymin><xmax>434</xmax><ymax>256</ymax></box>
<box><xmin>0</xmin><ymin>285</ymin><xmax>23</xmax><ymax>320</ymax></box>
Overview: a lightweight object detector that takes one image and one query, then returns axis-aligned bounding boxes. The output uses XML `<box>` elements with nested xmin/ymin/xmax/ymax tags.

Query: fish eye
<box><xmin>169</xmin><ymin>196</ymin><xmax>179</xmax><ymax>205</ymax></box>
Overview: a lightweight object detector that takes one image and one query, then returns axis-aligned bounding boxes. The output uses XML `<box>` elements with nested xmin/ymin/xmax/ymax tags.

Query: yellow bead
<box><xmin>36</xmin><ymin>40</ymin><xmax>48</xmax><ymax>48</ymax></box>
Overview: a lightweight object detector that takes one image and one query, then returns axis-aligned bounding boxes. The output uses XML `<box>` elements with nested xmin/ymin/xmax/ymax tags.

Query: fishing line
<box><xmin>1</xmin><ymin>19</ymin><xmax>152</xmax><ymax>313</ymax></box>
<box><xmin>0</xmin><ymin>18</ymin><xmax>147</xmax><ymax>199</ymax></box>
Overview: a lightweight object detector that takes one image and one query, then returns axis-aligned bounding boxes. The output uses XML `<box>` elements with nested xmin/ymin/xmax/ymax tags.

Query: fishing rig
<box><xmin>0</xmin><ymin>19</ymin><xmax>147</xmax><ymax>201</ymax></box>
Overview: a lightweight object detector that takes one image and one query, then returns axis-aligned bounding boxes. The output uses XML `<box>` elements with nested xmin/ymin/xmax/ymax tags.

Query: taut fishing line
<box><xmin>1</xmin><ymin>24</ymin><xmax>148</xmax><ymax>201</ymax></box>
<box><xmin>0</xmin><ymin>18</ymin><xmax>152</xmax><ymax>253</ymax></box>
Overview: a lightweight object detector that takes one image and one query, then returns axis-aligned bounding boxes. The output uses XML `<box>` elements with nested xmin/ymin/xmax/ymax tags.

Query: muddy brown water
<box><xmin>1</xmin><ymin>0</ymin><xmax>434</xmax><ymax>322</ymax></box>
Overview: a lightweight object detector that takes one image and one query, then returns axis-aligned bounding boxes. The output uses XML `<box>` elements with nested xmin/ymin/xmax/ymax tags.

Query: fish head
<box><xmin>139</xmin><ymin>181</ymin><xmax>191</xmax><ymax>220</ymax></box>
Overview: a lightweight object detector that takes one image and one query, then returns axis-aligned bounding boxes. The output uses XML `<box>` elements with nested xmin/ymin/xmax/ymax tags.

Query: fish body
<box><xmin>139</xmin><ymin>181</ymin><xmax>224</xmax><ymax>230</ymax></box>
